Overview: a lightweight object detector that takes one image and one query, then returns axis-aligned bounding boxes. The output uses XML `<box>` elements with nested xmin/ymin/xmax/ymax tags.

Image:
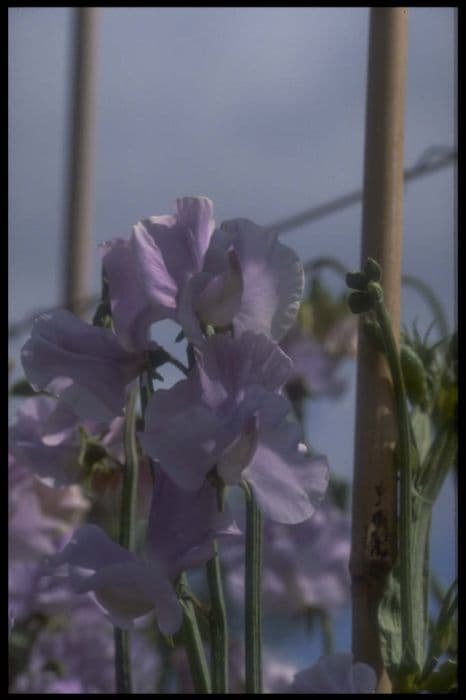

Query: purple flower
<box><xmin>104</xmin><ymin>197</ymin><xmax>303</xmax><ymax>347</ymax></box>
<box><xmin>290</xmin><ymin>653</ymin><xmax>377</xmax><ymax>694</ymax></box>
<box><xmin>46</xmin><ymin>472</ymin><xmax>239</xmax><ymax>634</ymax></box>
<box><xmin>9</xmin><ymin>453</ymin><xmax>89</xmax><ymax>563</ymax></box>
<box><xmin>8</xmin><ymin>453</ymin><xmax>89</xmax><ymax>623</ymax></box>
<box><xmin>281</xmin><ymin>325</ymin><xmax>347</xmax><ymax>398</ymax></box>
<box><xmin>9</xmin><ymin>394</ymin><xmax>124</xmax><ymax>486</ymax></box>
<box><xmin>21</xmin><ymin>309</ymin><xmax>147</xmax><ymax>421</ymax></box>
<box><xmin>223</xmin><ymin>502</ymin><xmax>350</xmax><ymax>618</ymax></box>
<box><xmin>10</xmin><ymin>592</ymin><xmax>160</xmax><ymax>693</ymax></box>
<box><xmin>139</xmin><ymin>332</ymin><xmax>328</xmax><ymax>524</ymax></box>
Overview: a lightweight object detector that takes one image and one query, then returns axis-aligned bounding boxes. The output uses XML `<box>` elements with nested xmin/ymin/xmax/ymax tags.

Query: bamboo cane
<box><xmin>350</xmin><ymin>8</ymin><xmax>408</xmax><ymax>694</ymax></box>
<box><xmin>63</xmin><ymin>7</ymin><xmax>99</xmax><ymax>317</ymax></box>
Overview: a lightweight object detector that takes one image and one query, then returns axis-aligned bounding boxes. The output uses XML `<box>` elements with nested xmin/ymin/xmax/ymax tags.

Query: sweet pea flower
<box><xmin>139</xmin><ymin>331</ymin><xmax>329</xmax><ymax>524</ymax></box>
<box><xmin>45</xmin><ymin>471</ymin><xmax>239</xmax><ymax>635</ymax></box>
<box><xmin>290</xmin><ymin>653</ymin><xmax>377</xmax><ymax>694</ymax></box>
<box><xmin>21</xmin><ymin>309</ymin><xmax>148</xmax><ymax>421</ymax></box>
<box><xmin>9</xmin><ymin>394</ymin><xmax>124</xmax><ymax>486</ymax></box>
<box><xmin>103</xmin><ymin>197</ymin><xmax>303</xmax><ymax>347</ymax></box>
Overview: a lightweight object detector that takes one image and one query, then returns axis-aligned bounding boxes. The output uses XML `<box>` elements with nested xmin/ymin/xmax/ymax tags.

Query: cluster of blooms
<box><xmin>9</xmin><ymin>453</ymin><xmax>159</xmax><ymax>693</ymax></box>
<box><xmin>10</xmin><ymin>196</ymin><xmax>375</xmax><ymax>692</ymax></box>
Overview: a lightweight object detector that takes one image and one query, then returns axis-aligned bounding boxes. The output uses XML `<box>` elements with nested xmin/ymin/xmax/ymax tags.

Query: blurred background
<box><xmin>9</xmin><ymin>6</ymin><xmax>456</xmax><ymax>683</ymax></box>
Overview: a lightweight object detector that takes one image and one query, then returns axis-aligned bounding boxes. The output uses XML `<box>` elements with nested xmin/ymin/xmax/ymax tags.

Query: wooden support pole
<box><xmin>63</xmin><ymin>7</ymin><xmax>99</xmax><ymax>317</ymax></box>
<box><xmin>350</xmin><ymin>8</ymin><xmax>408</xmax><ymax>694</ymax></box>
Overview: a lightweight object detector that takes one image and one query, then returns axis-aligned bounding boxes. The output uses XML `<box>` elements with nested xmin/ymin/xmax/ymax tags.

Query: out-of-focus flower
<box><xmin>139</xmin><ymin>332</ymin><xmax>328</xmax><ymax>524</ymax></box>
<box><xmin>290</xmin><ymin>653</ymin><xmax>377</xmax><ymax>694</ymax></box>
<box><xmin>281</xmin><ymin>326</ymin><xmax>347</xmax><ymax>399</ymax></box>
<box><xmin>21</xmin><ymin>310</ymin><xmax>148</xmax><ymax>421</ymax></box>
<box><xmin>9</xmin><ymin>453</ymin><xmax>89</xmax><ymax>564</ymax></box>
<box><xmin>9</xmin><ymin>595</ymin><xmax>160</xmax><ymax>693</ymax></box>
<box><xmin>104</xmin><ymin>197</ymin><xmax>303</xmax><ymax>347</ymax></box>
<box><xmin>9</xmin><ymin>394</ymin><xmax>124</xmax><ymax>487</ymax></box>
<box><xmin>45</xmin><ymin>473</ymin><xmax>239</xmax><ymax>635</ymax></box>
<box><xmin>9</xmin><ymin>453</ymin><xmax>89</xmax><ymax>624</ymax></box>
<box><xmin>223</xmin><ymin>502</ymin><xmax>350</xmax><ymax>618</ymax></box>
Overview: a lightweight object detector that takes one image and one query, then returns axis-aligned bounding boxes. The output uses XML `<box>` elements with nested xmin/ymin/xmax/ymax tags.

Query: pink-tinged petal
<box><xmin>138</xmin><ymin>404</ymin><xmax>228</xmax><ymax>490</ymax></box>
<box><xmin>195</xmin><ymin>248</ymin><xmax>243</xmax><ymax>328</ymax></box>
<box><xmin>131</xmin><ymin>224</ymin><xmax>179</xmax><ymax>315</ymax></box>
<box><xmin>209</xmin><ymin>219</ymin><xmax>304</xmax><ymax>340</ymax></box>
<box><xmin>100</xmin><ymin>238</ymin><xmax>161</xmax><ymax>352</ymax></box>
<box><xmin>194</xmin><ymin>332</ymin><xmax>293</xmax><ymax>410</ymax></box>
<box><xmin>21</xmin><ymin>310</ymin><xmax>145</xmax><ymax>421</ymax></box>
<box><xmin>141</xmin><ymin>197</ymin><xmax>215</xmax><ymax>287</ymax></box>
<box><xmin>217</xmin><ymin>413</ymin><xmax>259</xmax><ymax>486</ymax></box>
<box><xmin>291</xmin><ymin>653</ymin><xmax>377</xmax><ymax>694</ymax></box>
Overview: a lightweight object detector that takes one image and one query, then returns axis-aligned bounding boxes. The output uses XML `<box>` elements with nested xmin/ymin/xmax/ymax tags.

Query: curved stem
<box><xmin>401</xmin><ymin>274</ymin><xmax>449</xmax><ymax>339</ymax></box>
<box><xmin>114</xmin><ymin>384</ymin><xmax>139</xmax><ymax>693</ymax></box>
<box><xmin>241</xmin><ymin>481</ymin><xmax>263</xmax><ymax>694</ymax></box>
<box><xmin>367</xmin><ymin>281</ymin><xmax>416</xmax><ymax>674</ymax></box>
<box><xmin>114</xmin><ymin>629</ymin><xmax>132</xmax><ymax>694</ymax></box>
<box><xmin>179</xmin><ymin>574</ymin><xmax>212</xmax><ymax>694</ymax></box>
<box><xmin>206</xmin><ymin>541</ymin><xmax>229</xmax><ymax>693</ymax></box>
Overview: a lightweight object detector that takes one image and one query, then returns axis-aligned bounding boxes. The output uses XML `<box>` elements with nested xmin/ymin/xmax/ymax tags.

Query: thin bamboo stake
<box><xmin>350</xmin><ymin>8</ymin><xmax>408</xmax><ymax>694</ymax></box>
<box><xmin>63</xmin><ymin>7</ymin><xmax>99</xmax><ymax>317</ymax></box>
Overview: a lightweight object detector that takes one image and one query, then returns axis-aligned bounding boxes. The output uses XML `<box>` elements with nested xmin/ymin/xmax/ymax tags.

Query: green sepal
<box><xmin>9</xmin><ymin>378</ymin><xmax>37</xmax><ymax>397</ymax></box>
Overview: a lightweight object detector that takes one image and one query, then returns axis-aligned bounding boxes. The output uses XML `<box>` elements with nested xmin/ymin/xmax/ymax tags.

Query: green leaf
<box><xmin>400</xmin><ymin>344</ymin><xmax>429</xmax><ymax>409</ymax></box>
<box><xmin>419</xmin><ymin>660</ymin><xmax>457</xmax><ymax>693</ymax></box>
<box><xmin>378</xmin><ymin>563</ymin><xmax>403</xmax><ymax>677</ymax></box>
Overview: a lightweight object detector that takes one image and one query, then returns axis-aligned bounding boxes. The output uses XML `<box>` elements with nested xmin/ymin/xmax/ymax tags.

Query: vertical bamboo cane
<box><xmin>63</xmin><ymin>7</ymin><xmax>99</xmax><ymax>317</ymax></box>
<box><xmin>350</xmin><ymin>8</ymin><xmax>408</xmax><ymax>693</ymax></box>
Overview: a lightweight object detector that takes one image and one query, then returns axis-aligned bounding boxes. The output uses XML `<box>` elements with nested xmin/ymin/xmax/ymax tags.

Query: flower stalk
<box><xmin>206</xmin><ymin>541</ymin><xmax>229</xmax><ymax>693</ymax></box>
<box><xmin>242</xmin><ymin>481</ymin><xmax>263</xmax><ymax>694</ymax></box>
<box><xmin>178</xmin><ymin>574</ymin><xmax>212</xmax><ymax>694</ymax></box>
<box><xmin>114</xmin><ymin>383</ymin><xmax>139</xmax><ymax>693</ymax></box>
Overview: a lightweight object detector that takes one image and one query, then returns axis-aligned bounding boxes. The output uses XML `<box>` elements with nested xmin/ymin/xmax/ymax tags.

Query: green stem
<box><xmin>119</xmin><ymin>385</ymin><xmax>140</xmax><ymax>551</ymax></box>
<box><xmin>114</xmin><ymin>628</ymin><xmax>132</xmax><ymax>694</ymax></box>
<box><xmin>206</xmin><ymin>541</ymin><xmax>229</xmax><ymax>693</ymax></box>
<box><xmin>367</xmin><ymin>281</ymin><xmax>416</xmax><ymax>674</ymax></box>
<box><xmin>418</xmin><ymin>428</ymin><xmax>457</xmax><ymax>505</ymax></box>
<box><xmin>241</xmin><ymin>481</ymin><xmax>263</xmax><ymax>694</ymax></box>
<box><xmin>114</xmin><ymin>384</ymin><xmax>139</xmax><ymax>693</ymax></box>
<box><xmin>179</xmin><ymin>574</ymin><xmax>212</xmax><ymax>694</ymax></box>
